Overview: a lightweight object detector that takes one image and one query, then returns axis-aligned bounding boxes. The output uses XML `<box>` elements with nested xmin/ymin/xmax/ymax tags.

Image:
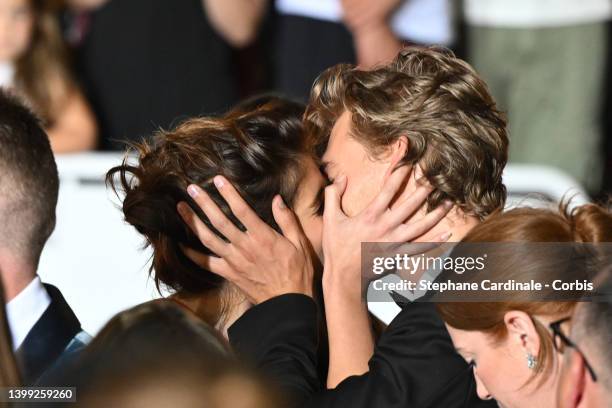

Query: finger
<box><xmin>323</xmin><ymin>174</ymin><xmax>348</xmax><ymax>220</ymax></box>
<box><xmin>211</xmin><ymin>176</ymin><xmax>272</xmax><ymax>234</ymax></box>
<box><xmin>369</xmin><ymin>165</ymin><xmax>411</xmax><ymax>215</ymax></box>
<box><xmin>177</xmin><ymin>201</ymin><xmax>229</xmax><ymax>255</ymax></box>
<box><xmin>391</xmin><ymin>241</ymin><xmax>444</xmax><ymax>257</ymax></box>
<box><xmin>182</xmin><ymin>246</ymin><xmax>236</xmax><ymax>280</ymax></box>
<box><xmin>390</xmin><ymin>201</ymin><xmax>453</xmax><ymax>242</ymax></box>
<box><xmin>385</xmin><ymin>183</ymin><xmax>434</xmax><ymax>227</ymax></box>
<box><xmin>186</xmin><ymin>184</ymin><xmax>245</xmax><ymax>244</ymax></box>
<box><xmin>272</xmin><ymin>195</ymin><xmax>304</xmax><ymax>246</ymax></box>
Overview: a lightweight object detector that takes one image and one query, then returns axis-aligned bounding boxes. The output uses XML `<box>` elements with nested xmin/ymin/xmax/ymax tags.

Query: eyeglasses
<box><xmin>549</xmin><ymin>317</ymin><xmax>598</xmax><ymax>382</ymax></box>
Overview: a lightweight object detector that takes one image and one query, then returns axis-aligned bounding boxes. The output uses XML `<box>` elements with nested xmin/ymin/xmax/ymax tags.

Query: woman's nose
<box><xmin>474</xmin><ymin>372</ymin><xmax>493</xmax><ymax>400</ymax></box>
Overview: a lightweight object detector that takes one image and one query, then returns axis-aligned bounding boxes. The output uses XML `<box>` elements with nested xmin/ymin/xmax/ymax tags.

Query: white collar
<box><xmin>0</xmin><ymin>62</ymin><xmax>15</xmax><ymax>89</ymax></box>
<box><xmin>5</xmin><ymin>276</ymin><xmax>51</xmax><ymax>351</ymax></box>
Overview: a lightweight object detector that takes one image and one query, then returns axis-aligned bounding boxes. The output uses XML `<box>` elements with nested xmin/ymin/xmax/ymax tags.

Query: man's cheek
<box><xmin>340</xmin><ymin>184</ymin><xmax>357</xmax><ymax>216</ymax></box>
<box><xmin>341</xmin><ymin>183</ymin><xmax>370</xmax><ymax>216</ymax></box>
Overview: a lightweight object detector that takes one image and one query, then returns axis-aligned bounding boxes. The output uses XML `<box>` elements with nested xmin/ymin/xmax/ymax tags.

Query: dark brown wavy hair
<box><xmin>305</xmin><ymin>46</ymin><xmax>508</xmax><ymax>219</ymax></box>
<box><xmin>106</xmin><ymin>96</ymin><xmax>310</xmax><ymax>296</ymax></box>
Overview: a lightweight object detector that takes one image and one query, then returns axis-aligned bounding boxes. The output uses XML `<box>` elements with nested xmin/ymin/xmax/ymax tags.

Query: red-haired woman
<box><xmin>437</xmin><ymin>204</ymin><xmax>612</xmax><ymax>407</ymax></box>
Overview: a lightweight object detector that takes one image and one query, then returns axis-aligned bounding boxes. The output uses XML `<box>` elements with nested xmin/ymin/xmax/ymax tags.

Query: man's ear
<box><xmin>503</xmin><ymin>311</ymin><xmax>541</xmax><ymax>359</ymax></box>
<box><xmin>384</xmin><ymin>136</ymin><xmax>410</xmax><ymax>179</ymax></box>
<box><xmin>389</xmin><ymin>135</ymin><xmax>409</xmax><ymax>168</ymax></box>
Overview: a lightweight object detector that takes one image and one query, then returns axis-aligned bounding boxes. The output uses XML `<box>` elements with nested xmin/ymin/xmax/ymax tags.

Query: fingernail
<box><xmin>336</xmin><ymin>174</ymin><xmax>346</xmax><ymax>184</ymax></box>
<box><xmin>177</xmin><ymin>202</ymin><xmax>186</xmax><ymax>215</ymax></box>
<box><xmin>440</xmin><ymin>232</ymin><xmax>452</xmax><ymax>241</ymax></box>
<box><xmin>187</xmin><ymin>185</ymin><xmax>200</xmax><ymax>198</ymax></box>
<box><xmin>213</xmin><ymin>176</ymin><xmax>224</xmax><ymax>189</ymax></box>
<box><xmin>276</xmin><ymin>195</ymin><xmax>286</xmax><ymax>209</ymax></box>
<box><xmin>444</xmin><ymin>200</ymin><xmax>453</xmax><ymax>209</ymax></box>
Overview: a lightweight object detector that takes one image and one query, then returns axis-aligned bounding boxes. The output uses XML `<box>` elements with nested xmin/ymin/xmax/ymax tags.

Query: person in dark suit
<box><xmin>73</xmin><ymin>0</ymin><xmax>266</xmax><ymax>150</ymax></box>
<box><xmin>0</xmin><ymin>89</ymin><xmax>88</xmax><ymax>386</ymax></box>
<box><xmin>178</xmin><ymin>47</ymin><xmax>508</xmax><ymax>406</ymax></box>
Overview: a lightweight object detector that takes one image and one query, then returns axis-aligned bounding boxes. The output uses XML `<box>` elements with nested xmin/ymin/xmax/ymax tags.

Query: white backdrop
<box><xmin>38</xmin><ymin>153</ymin><xmax>591</xmax><ymax>334</ymax></box>
<box><xmin>38</xmin><ymin>154</ymin><xmax>158</xmax><ymax>335</ymax></box>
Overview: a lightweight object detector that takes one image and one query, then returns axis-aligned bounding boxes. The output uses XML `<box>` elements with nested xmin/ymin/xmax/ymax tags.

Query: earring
<box><xmin>526</xmin><ymin>353</ymin><xmax>537</xmax><ymax>370</ymax></box>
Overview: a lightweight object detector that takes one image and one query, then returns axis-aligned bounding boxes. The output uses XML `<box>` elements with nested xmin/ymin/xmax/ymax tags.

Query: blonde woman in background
<box><xmin>0</xmin><ymin>0</ymin><xmax>97</xmax><ymax>153</ymax></box>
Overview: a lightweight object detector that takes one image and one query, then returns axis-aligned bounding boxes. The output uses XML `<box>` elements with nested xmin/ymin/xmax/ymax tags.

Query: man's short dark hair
<box><xmin>0</xmin><ymin>90</ymin><xmax>58</xmax><ymax>263</ymax></box>
<box><xmin>572</xmin><ymin>266</ymin><xmax>612</xmax><ymax>389</ymax></box>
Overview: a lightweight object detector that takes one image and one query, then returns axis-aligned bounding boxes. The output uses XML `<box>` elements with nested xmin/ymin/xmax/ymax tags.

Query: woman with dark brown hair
<box><xmin>436</xmin><ymin>204</ymin><xmax>612</xmax><ymax>408</ymax></box>
<box><xmin>107</xmin><ymin>96</ymin><xmax>326</xmax><ymax>337</ymax></box>
<box><xmin>0</xmin><ymin>276</ymin><xmax>20</xmax><ymax>388</ymax></box>
<box><xmin>0</xmin><ymin>0</ymin><xmax>97</xmax><ymax>152</ymax></box>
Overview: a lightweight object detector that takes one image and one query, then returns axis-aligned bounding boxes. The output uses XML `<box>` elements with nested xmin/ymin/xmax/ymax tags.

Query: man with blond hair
<box><xmin>181</xmin><ymin>47</ymin><xmax>507</xmax><ymax>407</ymax></box>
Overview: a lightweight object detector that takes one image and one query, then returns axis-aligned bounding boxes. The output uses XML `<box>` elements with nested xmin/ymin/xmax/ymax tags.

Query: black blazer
<box><xmin>15</xmin><ymin>284</ymin><xmax>82</xmax><ymax>385</ymax></box>
<box><xmin>79</xmin><ymin>0</ymin><xmax>238</xmax><ymax>149</ymax></box>
<box><xmin>228</xmin><ymin>294</ymin><xmax>497</xmax><ymax>408</ymax></box>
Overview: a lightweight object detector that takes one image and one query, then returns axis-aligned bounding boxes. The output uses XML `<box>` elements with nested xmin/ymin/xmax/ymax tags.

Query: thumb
<box><xmin>271</xmin><ymin>195</ymin><xmax>304</xmax><ymax>246</ymax></box>
<box><xmin>324</xmin><ymin>174</ymin><xmax>348</xmax><ymax>220</ymax></box>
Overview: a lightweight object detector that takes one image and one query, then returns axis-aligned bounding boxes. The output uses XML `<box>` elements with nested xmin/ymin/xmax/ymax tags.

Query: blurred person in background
<box><xmin>69</xmin><ymin>0</ymin><xmax>266</xmax><ymax>150</ymax></box>
<box><xmin>557</xmin><ymin>266</ymin><xmax>612</xmax><ymax>408</ymax></box>
<box><xmin>0</xmin><ymin>0</ymin><xmax>97</xmax><ymax>153</ymax></box>
<box><xmin>0</xmin><ymin>277</ymin><xmax>21</xmax><ymax>389</ymax></box>
<box><xmin>273</xmin><ymin>0</ymin><xmax>454</xmax><ymax>100</ymax></box>
<box><xmin>106</xmin><ymin>96</ymin><xmax>326</xmax><ymax>338</ymax></box>
<box><xmin>0</xmin><ymin>90</ymin><xmax>88</xmax><ymax>386</ymax></box>
<box><xmin>436</xmin><ymin>203</ymin><xmax>612</xmax><ymax>407</ymax></box>
<box><xmin>64</xmin><ymin>302</ymin><xmax>280</xmax><ymax>408</ymax></box>
<box><xmin>464</xmin><ymin>0</ymin><xmax>611</xmax><ymax>193</ymax></box>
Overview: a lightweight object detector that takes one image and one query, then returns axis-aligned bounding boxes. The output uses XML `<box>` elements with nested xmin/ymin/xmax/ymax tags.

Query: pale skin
<box><xmin>0</xmin><ymin>0</ymin><xmax>97</xmax><ymax>153</ymax></box>
<box><xmin>446</xmin><ymin>311</ymin><xmax>565</xmax><ymax>408</ymax></box>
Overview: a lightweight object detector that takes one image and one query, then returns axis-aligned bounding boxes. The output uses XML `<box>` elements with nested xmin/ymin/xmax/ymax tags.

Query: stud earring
<box><xmin>527</xmin><ymin>353</ymin><xmax>537</xmax><ymax>370</ymax></box>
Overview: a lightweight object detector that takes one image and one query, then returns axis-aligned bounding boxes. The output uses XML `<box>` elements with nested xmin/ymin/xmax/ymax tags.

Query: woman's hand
<box><xmin>177</xmin><ymin>176</ymin><xmax>314</xmax><ymax>305</ymax></box>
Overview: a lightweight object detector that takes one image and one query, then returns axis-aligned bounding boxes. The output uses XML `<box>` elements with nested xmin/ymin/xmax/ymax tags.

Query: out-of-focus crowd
<box><xmin>1</xmin><ymin>0</ymin><xmax>611</xmax><ymax>196</ymax></box>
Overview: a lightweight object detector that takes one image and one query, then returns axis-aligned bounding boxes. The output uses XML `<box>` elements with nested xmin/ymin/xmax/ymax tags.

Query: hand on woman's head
<box><xmin>107</xmin><ymin>96</ymin><xmax>315</xmax><ymax>299</ymax></box>
<box><xmin>178</xmin><ymin>177</ymin><xmax>315</xmax><ymax>304</ymax></box>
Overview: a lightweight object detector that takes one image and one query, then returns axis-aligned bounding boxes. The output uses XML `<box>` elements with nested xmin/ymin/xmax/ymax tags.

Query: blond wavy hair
<box><xmin>305</xmin><ymin>46</ymin><xmax>509</xmax><ymax>219</ymax></box>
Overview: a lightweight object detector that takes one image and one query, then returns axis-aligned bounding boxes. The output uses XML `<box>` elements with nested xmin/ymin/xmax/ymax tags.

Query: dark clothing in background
<box><xmin>274</xmin><ymin>15</ymin><xmax>356</xmax><ymax>101</ymax></box>
<box><xmin>15</xmin><ymin>284</ymin><xmax>85</xmax><ymax>385</ymax></box>
<box><xmin>79</xmin><ymin>0</ymin><xmax>237</xmax><ymax>150</ymax></box>
<box><xmin>228</xmin><ymin>294</ymin><xmax>496</xmax><ymax>408</ymax></box>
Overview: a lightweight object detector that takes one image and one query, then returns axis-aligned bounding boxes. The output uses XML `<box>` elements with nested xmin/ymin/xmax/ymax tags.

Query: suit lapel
<box><xmin>15</xmin><ymin>284</ymin><xmax>81</xmax><ymax>385</ymax></box>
